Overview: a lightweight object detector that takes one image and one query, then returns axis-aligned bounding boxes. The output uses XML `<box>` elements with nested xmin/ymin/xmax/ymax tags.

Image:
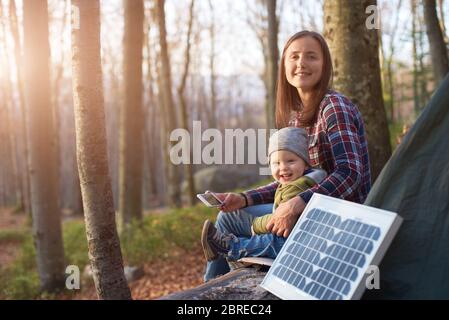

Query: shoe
<box><xmin>201</xmin><ymin>220</ymin><xmax>231</xmax><ymax>261</ymax></box>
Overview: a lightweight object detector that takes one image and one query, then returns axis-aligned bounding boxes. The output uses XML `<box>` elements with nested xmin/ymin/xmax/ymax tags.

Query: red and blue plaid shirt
<box><xmin>245</xmin><ymin>90</ymin><xmax>371</xmax><ymax>205</ymax></box>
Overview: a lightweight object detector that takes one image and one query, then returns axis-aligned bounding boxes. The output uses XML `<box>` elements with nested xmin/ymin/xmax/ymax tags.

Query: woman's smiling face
<box><xmin>284</xmin><ymin>36</ymin><xmax>324</xmax><ymax>93</ymax></box>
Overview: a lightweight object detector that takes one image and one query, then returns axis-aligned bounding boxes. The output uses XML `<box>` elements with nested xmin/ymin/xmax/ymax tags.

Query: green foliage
<box><xmin>0</xmin><ymin>270</ymin><xmax>40</xmax><ymax>300</ymax></box>
<box><xmin>40</xmin><ymin>209</ymin><xmax>216</xmax><ymax>273</ymax></box>
<box><xmin>0</xmin><ymin>234</ymin><xmax>40</xmax><ymax>299</ymax></box>
<box><xmin>389</xmin><ymin>121</ymin><xmax>406</xmax><ymax>150</ymax></box>
<box><xmin>0</xmin><ymin>229</ymin><xmax>27</xmax><ymax>244</ymax></box>
<box><xmin>0</xmin><ymin>221</ymin><xmax>89</xmax><ymax>300</ymax></box>
<box><xmin>120</xmin><ymin>205</ymin><xmax>216</xmax><ymax>265</ymax></box>
<box><xmin>63</xmin><ymin>221</ymin><xmax>89</xmax><ymax>270</ymax></box>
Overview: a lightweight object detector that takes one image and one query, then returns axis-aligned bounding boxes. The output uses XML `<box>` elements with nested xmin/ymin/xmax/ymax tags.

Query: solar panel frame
<box><xmin>260</xmin><ymin>193</ymin><xmax>403</xmax><ymax>300</ymax></box>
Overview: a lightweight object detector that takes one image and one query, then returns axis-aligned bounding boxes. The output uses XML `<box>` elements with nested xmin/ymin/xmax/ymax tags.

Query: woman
<box><xmin>204</xmin><ymin>31</ymin><xmax>371</xmax><ymax>282</ymax></box>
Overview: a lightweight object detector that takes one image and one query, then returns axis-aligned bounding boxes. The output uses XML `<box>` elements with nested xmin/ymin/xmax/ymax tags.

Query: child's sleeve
<box><xmin>252</xmin><ymin>214</ymin><xmax>272</xmax><ymax>234</ymax></box>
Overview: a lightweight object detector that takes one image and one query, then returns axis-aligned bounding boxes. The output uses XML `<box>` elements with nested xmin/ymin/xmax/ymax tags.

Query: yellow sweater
<box><xmin>251</xmin><ymin>176</ymin><xmax>317</xmax><ymax>234</ymax></box>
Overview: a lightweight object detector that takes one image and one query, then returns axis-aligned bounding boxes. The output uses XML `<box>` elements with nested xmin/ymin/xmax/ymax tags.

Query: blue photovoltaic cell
<box><xmin>275</xmin><ymin>208</ymin><xmax>381</xmax><ymax>300</ymax></box>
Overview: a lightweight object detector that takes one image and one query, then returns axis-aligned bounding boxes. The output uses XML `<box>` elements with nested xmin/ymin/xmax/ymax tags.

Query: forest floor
<box><xmin>0</xmin><ymin>207</ymin><xmax>207</xmax><ymax>300</ymax></box>
<box><xmin>60</xmin><ymin>246</ymin><xmax>206</xmax><ymax>300</ymax></box>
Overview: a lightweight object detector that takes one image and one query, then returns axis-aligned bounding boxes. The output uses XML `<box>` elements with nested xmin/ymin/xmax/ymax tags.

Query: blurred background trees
<box><xmin>0</xmin><ymin>0</ymin><xmax>448</xmax><ymax>297</ymax></box>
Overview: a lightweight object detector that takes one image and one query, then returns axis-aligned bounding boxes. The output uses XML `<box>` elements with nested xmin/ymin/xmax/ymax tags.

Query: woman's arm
<box><xmin>243</xmin><ymin>181</ymin><xmax>279</xmax><ymax>206</ymax></box>
<box><xmin>214</xmin><ymin>181</ymin><xmax>279</xmax><ymax>212</ymax></box>
<box><xmin>299</xmin><ymin>100</ymin><xmax>365</xmax><ymax>203</ymax></box>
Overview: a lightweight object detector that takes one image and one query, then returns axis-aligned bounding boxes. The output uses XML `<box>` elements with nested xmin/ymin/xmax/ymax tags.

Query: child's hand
<box><xmin>215</xmin><ymin>192</ymin><xmax>246</xmax><ymax>212</ymax></box>
<box><xmin>266</xmin><ymin>196</ymin><xmax>306</xmax><ymax>238</ymax></box>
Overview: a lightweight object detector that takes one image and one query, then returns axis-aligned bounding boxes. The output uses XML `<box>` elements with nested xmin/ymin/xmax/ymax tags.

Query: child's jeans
<box><xmin>203</xmin><ymin>203</ymin><xmax>286</xmax><ymax>282</ymax></box>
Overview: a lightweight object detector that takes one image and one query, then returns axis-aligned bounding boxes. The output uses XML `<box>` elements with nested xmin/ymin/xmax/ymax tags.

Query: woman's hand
<box><xmin>266</xmin><ymin>196</ymin><xmax>306</xmax><ymax>238</ymax></box>
<box><xmin>214</xmin><ymin>192</ymin><xmax>246</xmax><ymax>212</ymax></box>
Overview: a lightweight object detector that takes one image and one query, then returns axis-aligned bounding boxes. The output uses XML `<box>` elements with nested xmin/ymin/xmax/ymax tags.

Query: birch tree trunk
<box><xmin>23</xmin><ymin>0</ymin><xmax>65</xmax><ymax>292</ymax></box>
<box><xmin>323</xmin><ymin>0</ymin><xmax>391</xmax><ymax>182</ymax></box>
<box><xmin>71</xmin><ymin>0</ymin><xmax>131</xmax><ymax>300</ymax></box>
<box><xmin>119</xmin><ymin>0</ymin><xmax>144</xmax><ymax>228</ymax></box>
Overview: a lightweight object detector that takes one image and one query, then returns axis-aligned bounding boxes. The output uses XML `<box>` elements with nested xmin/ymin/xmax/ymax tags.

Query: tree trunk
<box><xmin>246</xmin><ymin>0</ymin><xmax>270</xmax><ymax>134</ymax></box>
<box><xmin>423</xmin><ymin>0</ymin><xmax>449</xmax><ymax>84</ymax></box>
<box><xmin>9</xmin><ymin>0</ymin><xmax>31</xmax><ymax>214</ymax></box>
<box><xmin>418</xmin><ymin>11</ymin><xmax>430</xmax><ymax>109</ymax></box>
<box><xmin>208</xmin><ymin>0</ymin><xmax>217</xmax><ymax>129</ymax></box>
<box><xmin>119</xmin><ymin>0</ymin><xmax>144</xmax><ymax>228</ymax></box>
<box><xmin>23</xmin><ymin>0</ymin><xmax>65</xmax><ymax>292</ymax></box>
<box><xmin>50</xmin><ymin>0</ymin><xmax>69</xmax><ymax>210</ymax></box>
<box><xmin>437</xmin><ymin>0</ymin><xmax>449</xmax><ymax>43</ymax></box>
<box><xmin>412</xmin><ymin>0</ymin><xmax>421</xmax><ymax>114</ymax></box>
<box><xmin>0</xmin><ymin>5</ymin><xmax>21</xmax><ymax>207</ymax></box>
<box><xmin>155</xmin><ymin>53</ymin><xmax>170</xmax><ymax>206</ymax></box>
<box><xmin>323</xmin><ymin>0</ymin><xmax>392</xmax><ymax>182</ymax></box>
<box><xmin>266</xmin><ymin>0</ymin><xmax>278</xmax><ymax>131</ymax></box>
<box><xmin>3</xmin><ymin>75</ymin><xmax>21</xmax><ymax>207</ymax></box>
<box><xmin>177</xmin><ymin>0</ymin><xmax>196</xmax><ymax>206</ymax></box>
<box><xmin>143</xmin><ymin>19</ymin><xmax>158</xmax><ymax>202</ymax></box>
<box><xmin>156</xmin><ymin>0</ymin><xmax>181</xmax><ymax>207</ymax></box>
<box><xmin>71</xmin><ymin>0</ymin><xmax>131</xmax><ymax>300</ymax></box>
<box><xmin>106</xmin><ymin>53</ymin><xmax>121</xmax><ymax>210</ymax></box>
<box><xmin>0</xmin><ymin>90</ymin><xmax>16</xmax><ymax>206</ymax></box>
<box><xmin>385</xmin><ymin>0</ymin><xmax>403</xmax><ymax>122</ymax></box>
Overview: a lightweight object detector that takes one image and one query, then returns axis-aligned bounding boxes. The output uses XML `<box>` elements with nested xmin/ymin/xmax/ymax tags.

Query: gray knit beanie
<box><xmin>268</xmin><ymin>127</ymin><xmax>310</xmax><ymax>166</ymax></box>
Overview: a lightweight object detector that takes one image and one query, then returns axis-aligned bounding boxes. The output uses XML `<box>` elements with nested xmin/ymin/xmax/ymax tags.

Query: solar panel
<box><xmin>260</xmin><ymin>193</ymin><xmax>402</xmax><ymax>300</ymax></box>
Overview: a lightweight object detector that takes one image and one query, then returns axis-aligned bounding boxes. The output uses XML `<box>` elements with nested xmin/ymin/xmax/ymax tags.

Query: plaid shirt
<box><xmin>245</xmin><ymin>90</ymin><xmax>371</xmax><ymax>205</ymax></box>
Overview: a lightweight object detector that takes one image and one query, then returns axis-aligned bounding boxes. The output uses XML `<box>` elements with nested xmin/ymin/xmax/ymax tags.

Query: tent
<box><xmin>363</xmin><ymin>75</ymin><xmax>449</xmax><ymax>299</ymax></box>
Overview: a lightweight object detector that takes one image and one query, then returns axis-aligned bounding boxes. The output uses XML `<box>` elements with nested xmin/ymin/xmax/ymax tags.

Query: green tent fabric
<box><xmin>362</xmin><ymin>75</ymin><xmax>449</xmax><ymax>299</ymax></box>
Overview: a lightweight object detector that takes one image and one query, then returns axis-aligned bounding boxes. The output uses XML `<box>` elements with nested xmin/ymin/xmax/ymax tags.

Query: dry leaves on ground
<box><xmin>70</xmin><ymin>246</ymin><xmax>207</xmax><ymax>300</ymax></box>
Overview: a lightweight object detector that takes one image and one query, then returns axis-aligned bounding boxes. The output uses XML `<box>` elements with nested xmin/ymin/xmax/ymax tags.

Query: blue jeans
<box><xmin>204</xmin><ymin>203</ymin><xmax>286</xmax><ymax>282</ymax></box>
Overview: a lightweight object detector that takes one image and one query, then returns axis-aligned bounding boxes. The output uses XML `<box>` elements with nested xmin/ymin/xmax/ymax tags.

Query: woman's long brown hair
<box><xmin>275</xmin><ymin>31</ymin><xmax>333</xmax><ymax>128</ymax></box>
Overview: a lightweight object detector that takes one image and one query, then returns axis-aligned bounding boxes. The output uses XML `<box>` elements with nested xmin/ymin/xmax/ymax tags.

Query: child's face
<box><xmin>270</xmin><ymin>150</ymin><xmax>307</xmax><ymax>184</ymax></box>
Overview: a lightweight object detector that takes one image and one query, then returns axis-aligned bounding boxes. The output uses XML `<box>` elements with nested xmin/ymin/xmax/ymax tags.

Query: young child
<box><xmin>201</xmin><ymin>127</ymin><xmax>326</xmax><ymax>262</ymax></box>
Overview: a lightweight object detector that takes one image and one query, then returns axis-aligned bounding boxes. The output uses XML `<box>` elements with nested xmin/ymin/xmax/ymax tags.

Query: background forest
<box><xmin>0</xmin><ymin>0</ymin><xmax>448</xmax><ymax>300</ymax></box>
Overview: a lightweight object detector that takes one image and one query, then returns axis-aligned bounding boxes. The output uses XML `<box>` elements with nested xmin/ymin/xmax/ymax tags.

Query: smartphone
<box><xmin>196</xmin><ymin>191</ymin><xmax>223</xmax><ymax>207</ymax></box>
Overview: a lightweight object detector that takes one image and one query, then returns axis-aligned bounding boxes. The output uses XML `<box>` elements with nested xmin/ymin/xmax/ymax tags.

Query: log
<box><xmin>159</xmin><ymin>266</ymin><xmax>279</xmax><ymax>300</ymax></box>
